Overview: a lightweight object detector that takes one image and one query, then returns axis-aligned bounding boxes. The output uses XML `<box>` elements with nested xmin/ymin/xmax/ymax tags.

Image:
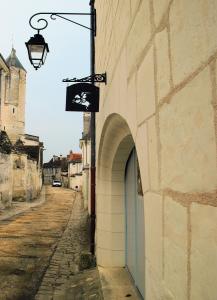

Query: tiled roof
<box><xmin>67</xmin><ymin>152</ymin><xmax>82</xmax><ymax>162</ymax></box>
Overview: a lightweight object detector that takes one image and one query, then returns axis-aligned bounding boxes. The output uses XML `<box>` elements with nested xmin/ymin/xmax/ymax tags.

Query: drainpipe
<box><xmin>90</xmin><ymin>0</ymin><xmax>96</xmax><ymax>255</ymax></box>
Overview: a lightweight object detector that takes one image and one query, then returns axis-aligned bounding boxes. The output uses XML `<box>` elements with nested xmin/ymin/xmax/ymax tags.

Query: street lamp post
<box><xmin>25</xmin><ymin>0</ymin><xmax>104</xmax><ymax>254</ymax></box>
<box><xmin>89</xmin><ymin>0</ymin><xmax>96</xmax><ymax>255</ymax></box>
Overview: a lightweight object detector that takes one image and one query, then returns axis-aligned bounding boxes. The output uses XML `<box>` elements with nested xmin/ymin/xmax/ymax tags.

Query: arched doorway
<box><xmin>125</xmin><ymin>148</ymin><xmax>145</xmax><ymax>298</ymax></box>
<box><xmin>96</xmin><ymin>114</ymin><xmax>145</xmax><ymax>297</ymax></box>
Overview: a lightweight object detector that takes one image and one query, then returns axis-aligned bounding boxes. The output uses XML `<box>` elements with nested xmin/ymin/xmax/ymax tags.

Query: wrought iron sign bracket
<box><xmin>29</xmin><ymin>11</ymin><xmax>96</xmax><ymax>36</ymax></box>
<box><xmin>62</xmin><ymin>73</ymin><xmax>107</xmax><ymax>84</ymax></box>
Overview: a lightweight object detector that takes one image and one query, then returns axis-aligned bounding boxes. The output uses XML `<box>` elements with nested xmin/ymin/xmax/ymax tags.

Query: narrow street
<box><xmin>0</xmin><ymin>187</ymin><xmax>102</xmax><ymax>300</ymax></box>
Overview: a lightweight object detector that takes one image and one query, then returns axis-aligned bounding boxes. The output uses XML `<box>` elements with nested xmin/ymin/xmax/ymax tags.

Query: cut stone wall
<box><xmin>0</xmin><ymin>152</ymin><xmax>42</xmax><ymax>208</ymax></box>
<box><xmin>0</xmin><ymin>153</ymin><xmax>13</xmax><ymax>208</ymax></box>
<box><xmin>95</xmin><ymin>0</ymin><xmax>217</xmax><ymax>299</ymax></box>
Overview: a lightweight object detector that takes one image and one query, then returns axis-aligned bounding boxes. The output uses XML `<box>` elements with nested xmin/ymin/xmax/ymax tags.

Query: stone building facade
<box><xmin>94</xmin><ymin>1</ymin><xmax>217</xmax><ymax>299</ymax></box>
<box><xmin>0</xmin><ymin>49</ymin><xmax>43</xmax><ymax>208</ymax></box>
<box><xmin>43</xmin><ymin>155</ymin><xmax>68</xmax><ymax>185</ymax></box>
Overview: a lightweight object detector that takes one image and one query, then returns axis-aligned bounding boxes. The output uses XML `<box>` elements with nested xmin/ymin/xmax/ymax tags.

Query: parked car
<box><xmin>52</xmin><ymin>180</ymin><xmax>62</xmax><ymax>187</ymax></box>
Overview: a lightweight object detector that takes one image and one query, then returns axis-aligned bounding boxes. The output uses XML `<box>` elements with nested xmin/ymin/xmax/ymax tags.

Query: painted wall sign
<box><xmin>65</xmin><ymin>83</ymin><xmax>99</xmax><ymax>112</ymax></box>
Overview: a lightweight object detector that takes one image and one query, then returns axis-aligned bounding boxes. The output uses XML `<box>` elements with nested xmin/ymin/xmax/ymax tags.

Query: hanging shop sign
<box><xmin>65</xmin><ymin>83</ymin><xmax>99</xmax><ymax>112</ymax></box>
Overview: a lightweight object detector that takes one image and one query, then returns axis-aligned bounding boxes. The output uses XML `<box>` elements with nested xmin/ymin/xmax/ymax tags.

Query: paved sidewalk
<box><xmin>35</xmin><ymin>192</ymin><xmax>103</xmax><ymax>300</ymax></box>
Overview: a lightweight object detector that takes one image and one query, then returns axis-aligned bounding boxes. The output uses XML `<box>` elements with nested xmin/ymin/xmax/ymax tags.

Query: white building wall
<box><xmin>68</xmin><ymin>161</ymin><xmax>83</xmax><ymax>190</ymax></box>
<box><xmin>69</xmin><ymin>175</ymin><xmax>82</xmax><ymax>191</ymax></box>
<box><xmin>95</xmin><ymin>1</ymin><xmax>217</xmax><ymax>299</ymax></box>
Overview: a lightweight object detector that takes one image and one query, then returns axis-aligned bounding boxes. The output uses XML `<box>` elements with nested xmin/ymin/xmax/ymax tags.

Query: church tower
<box><xmin>1</xmin><ymin>48</ymin><xmax>26</xmax><ymax>143</ymax></box>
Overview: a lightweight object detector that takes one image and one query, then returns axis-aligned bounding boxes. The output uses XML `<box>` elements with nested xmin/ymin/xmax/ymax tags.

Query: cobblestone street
<box><xmin>0</xmin><ymin>187</ymin><xmax>102</xmax><ymax>300</ymax></box>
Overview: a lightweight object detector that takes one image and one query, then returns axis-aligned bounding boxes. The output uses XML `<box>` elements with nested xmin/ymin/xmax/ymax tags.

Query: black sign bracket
<box><xmin>63</xmin><ymin>73</ymin><xmax>107</xmax><ymax>84</ymax></box>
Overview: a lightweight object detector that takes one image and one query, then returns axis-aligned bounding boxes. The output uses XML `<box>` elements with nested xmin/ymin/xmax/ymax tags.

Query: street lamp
<box><xmin>25</xmin><ymin>11</ymin><xmax>95</xmax><ymax>70</ymax></box>
<box><xmin>25</xmin><ymin>1</ymin><xmax>105</xmax><ymax>255</ymax></box>
<box><xmin>25</xmin><ymin>33</ymin><xmax>49</xmax><ymax>70</ymax></box>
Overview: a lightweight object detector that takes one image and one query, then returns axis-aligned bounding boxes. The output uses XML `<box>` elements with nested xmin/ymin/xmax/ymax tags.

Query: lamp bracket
<box><xmin>63</xmin><ymin>73</ymin><xmax>107</xmax><ymax>84</ymax></box>
<box><xmin>29</xmin><ymin>11</ymin><xmax>96</xmax><ymax>35</ymax></box>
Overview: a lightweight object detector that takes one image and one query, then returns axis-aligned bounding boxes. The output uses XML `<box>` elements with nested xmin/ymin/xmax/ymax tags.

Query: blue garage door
<box><xmin>125</xmin><ymin>148</ymin><xmax>145</xmax><ymax>298</ymax></box>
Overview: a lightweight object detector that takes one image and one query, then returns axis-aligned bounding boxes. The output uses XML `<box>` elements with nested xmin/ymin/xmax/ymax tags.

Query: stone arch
<box><xmin>96</xmin><ymin>113</ymin><xmax>135</xmax><ymax>266</ymax></box>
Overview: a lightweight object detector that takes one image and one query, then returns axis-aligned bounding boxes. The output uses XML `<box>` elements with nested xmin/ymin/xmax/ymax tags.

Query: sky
<box><xmin>0</xmin><ymin>0</ymin><xmax>90</xmax><ymax>162</ymax></box>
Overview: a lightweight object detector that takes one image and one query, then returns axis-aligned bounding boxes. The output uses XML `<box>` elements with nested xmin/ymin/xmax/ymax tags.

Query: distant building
<box><xmin>43</xmin><ymin>151</ymin><xmax>82</xmax><ymax>188</ymax></box>
<box><xmin>67</xmin><ymin>151</ymin><xmax>82</xmax><ymax>190</ymax></box>
<box><xmin>43</xmin><ymin>155</ymin><xmax>68</xmax><ymax>185</ymax></box>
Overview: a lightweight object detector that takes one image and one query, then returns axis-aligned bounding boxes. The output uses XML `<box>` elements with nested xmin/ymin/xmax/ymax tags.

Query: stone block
<box><xmin>110</xmin><ymin>213</ymin><xmax>125</xmax><ymax>232</ymax></box>
<box><xmin>144</xmin><ymin>192</ymin><xmax>163</xmax><ymax>275</ymax></box>
<box><xmin>137</xmin><ymin>47</ymin><xmax>156</xmax><ymax>124</ymax></box>
<box><xmin>155</xmin><ymin>28</ymin><xmax>171</xmax><ymax>100</ymax></box>
<box><xmin>191</xmin><ymin>203</ymin><xmax>217</xmax><ymax>300</ymax></box>
<box><xmin>160</xmin><ymin>67</ymin><xmax>217</xmax><ymax>192</ymax></box>
<box><xmin>96</xmin><ymin>194</ymin><xmax>125</xmax><ymax>214</ymax></box>
<box><xmin>97</xmin><ymin>247</ymin><xmax>125</xmax><ymax>267</ymax></box>
<box><xmin>97</xmin><ymin>229</ymin><xmax>125</xmax><ymax>251</ymax></box>
<box><xmin>98</xmin><ymin>178</ymin><xmax>111</xmax><ymax>194</ymax></box>
<box><xmin>130</xmin><ymin>0</ymin><xmax>141</xmax><ymax>18</ymax></box>
<box><xmin>104</xmin><ymin>76</ymin><xmax>121</xmax><ymax>117</ymax></box>
<box><xmin>169</xmin><ymin>0</ymin><xmax>217</xmax><ymax>85</ymax></box>
<box><xmin>97</xmin><ymin>212</ymin><xmax>125</xmax><ymax>234</ymax></box>
<box><xmin>96</xmin><ymin>194</ymin><xmax>111</xmax><ymax>214</ymax></box>
<box><xmin>136</xmin><ymin>122</ymin><xmax>150</xmax><ymax>193</ymax></box>
<box><xmin>115</xmin><ymin>1</ymin><xmax>131</xmax><ymax>54</ymax></box>
<box><xmin>97</xmin><ymin>230</ymin><xmax>111</xmax><ymax>250</ymax></box>
<box><xmin>111</xmin><ymin>180</ymin><xmax>124</xmax><ymax>196</ymax></box>
<box><xmin>126</xmin><ymin>0</ymin><xmax>151</xmax><ymax>74</ymax></box>
<box><xmin>164</xmin><ymin>196</ymin><xmax>188</xmax><ymax>300</ymax></box>
<box><xmin>112</xmin><ymin>0</ymin><xmax>119</xmax><ymax>18</ymax></box>
<box><xmin>111</xmin><ymin>170</ymin><xmax>124</xmax><ymax>182</ymax></box>
<box><xmin>153</xmin><ymin>0</ymin><xmax>171</xmax><ymax>27</ymax></box>
<box><xmin>97</xmin><ymin>212</ymin><xmax>111</xmax><ymax>232</ymax></box>
<box><xmin>119</xmin><ymin>47</ymin><xmax>128</xmax><ymax>113</ymax></box>
<box><xmin>145</xmin><ymin>260</ymin><xmax>163</xmax><ymax>300</ymax></box>
<box><xmin>121</xmin><ymin>73</ymin><xmax>137</xmax><ymax>139</ymax></box>
<box><xmin>147</xmin><ymin>116</ymin><xmax>160</xmax><ymax>191</ymax></box>
<box><xmin>110</xmin><ymin>195</ymin><xmax>125</xmax><ymax>215</ymax></box>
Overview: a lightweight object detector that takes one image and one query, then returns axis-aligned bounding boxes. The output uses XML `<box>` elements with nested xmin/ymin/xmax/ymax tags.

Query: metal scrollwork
<box><xmin>29</xmin><ymin>13</ymin><xmax>50</xmax><ymax>32</ymax></box>
<box><xmin>29</xmin><ymin>12</ymin><xmax>93</xmax><ymax>33</ymax></box>
<box><xmin>63</xmin><ymin>73</ymin><xmax>107</xmax><ymax>84</ymax></box>
<box><xmin>50</xmin><ymin>14</ymin><xmax>57</xmax><ymax>21</ymax></box>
